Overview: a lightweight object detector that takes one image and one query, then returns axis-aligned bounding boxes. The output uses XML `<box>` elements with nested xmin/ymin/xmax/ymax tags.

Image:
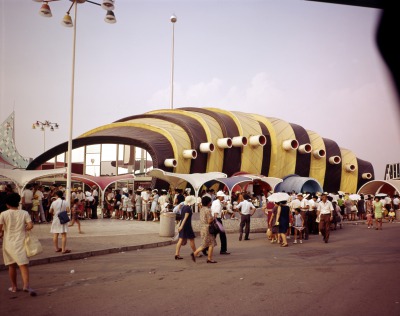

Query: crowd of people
<box><xmin>0</xmin><ymin>181</ymin><xmax>398</xmax><ymax>294</ymax></box>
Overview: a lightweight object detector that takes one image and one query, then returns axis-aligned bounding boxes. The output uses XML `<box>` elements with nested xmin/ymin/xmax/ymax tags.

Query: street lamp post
<box><xmin>170</xmin><ymin>14</ymin><xmax>177</xmax><ymax>110</ymax></box>
<box><xmin>32</xmin><ymin>120</ymin><xmax>59</xmax><ymax>152</ymax></box>
<box><xmin>34</xmin><ymin>0</ymin><xmax>116</xmax><ymax>206</ymax></box>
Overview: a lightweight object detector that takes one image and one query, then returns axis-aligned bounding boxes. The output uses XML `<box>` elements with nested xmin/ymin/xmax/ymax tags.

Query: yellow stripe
<box><xmin>232</xmin><ymin>111</ymin><xmax>263</xmax><ymax>174</ymax></box>
<box><xmin>250</xmin><ymin>115</ymin><xmax>297</xmax><ymax>178</ymax></box>
<box><xmin>307</xmin><ymin>130</ymin><xmax>326</xmax><ymax>187</ymax></box>
<box><xmin>339</xmin><ymin>148</ymin><xmax>358</xmax><ymax>193</ymax></box>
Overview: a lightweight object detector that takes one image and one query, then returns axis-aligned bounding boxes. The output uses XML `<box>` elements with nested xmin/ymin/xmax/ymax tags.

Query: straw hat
<box><xmin>184</xmin><ymin>195</ymin><xmax>196</xmax><ymax>206</ymax></box>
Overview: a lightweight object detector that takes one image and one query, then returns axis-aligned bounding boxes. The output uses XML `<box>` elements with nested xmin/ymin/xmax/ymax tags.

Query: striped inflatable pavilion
<box><xmin>27</xmin><ymin>107</ymin><xmax>374</xmax><ymax>193</ymax></box>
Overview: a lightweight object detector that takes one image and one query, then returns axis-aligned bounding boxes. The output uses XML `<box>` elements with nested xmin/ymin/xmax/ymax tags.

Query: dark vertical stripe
<box><xmin>290</xmin><ymin>123</ymin><xmax>311</xmax><ymax>177</ymax></box>
<box><xmin>180</xmin><ymin>107</ymin><xmax>242</xmax><ymax>176</ymax></box>
<box><xmin>356</xmin><ymin>158</ymin><xmax>375</xmax><ymax>191</ymax></box>
<box><xmin>322</xmin><ymin>138</ymin><xmax>342</xmax><ymax>193</ymax></box>
<box><xmin>255</xmin><ymin>120</ymin><xmax>271</xmax><ymax>176</ymax></box>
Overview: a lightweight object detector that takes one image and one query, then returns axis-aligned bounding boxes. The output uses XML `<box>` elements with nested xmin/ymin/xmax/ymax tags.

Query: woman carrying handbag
<box><xmin>0</xmin><ymin>193</ymin><xmax>37</xmax><ymax>296</ymax></box>
<box><xmin>49</xmin><ymin>191</ymin><xmax>71</xmax><ymax>254</ymax></box>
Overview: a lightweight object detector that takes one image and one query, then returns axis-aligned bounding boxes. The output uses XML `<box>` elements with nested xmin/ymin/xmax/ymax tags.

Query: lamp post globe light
<box><xmin>32</xmin><ymin>120</ymin><xmax>59</xmax><ymax>152</ymax></box>
<box><xmin>33</xmin><ymin>0</ymin><xmax>116</xmax><ymax>205</ymax></box>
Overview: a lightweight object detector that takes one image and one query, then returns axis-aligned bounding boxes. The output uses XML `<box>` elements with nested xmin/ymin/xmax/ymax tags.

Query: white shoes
<box><xmin>293</xmin><ymin>240</ymin><xmax>297</xmax><ymax>244</ymax></box>
<box><xmin>299</xmin><ymin>240</ymin><xmax>302</xmax><ymax>244</ymax></box>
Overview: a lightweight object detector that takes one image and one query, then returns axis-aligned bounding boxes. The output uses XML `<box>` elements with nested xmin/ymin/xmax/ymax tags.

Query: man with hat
<box><xmin>211</xmin><ymin>191</ymin><xmax>230</xmax><ymax>255</ymax></box>
<box><xmin>317</xmin><ymin>192</ymin><xmax>334</xmax><ymax>243</ymax></box>
<box><xmin>91</xmin><ymin>186</ymin><xmax>99</xmax><ymax>219</ymax></box>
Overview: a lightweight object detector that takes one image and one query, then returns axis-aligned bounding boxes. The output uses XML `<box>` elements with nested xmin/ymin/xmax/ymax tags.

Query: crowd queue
<box><xmin>0</xmin><ymin>182</ymin><xmax>398</xmax><ymax>295</ymax></box>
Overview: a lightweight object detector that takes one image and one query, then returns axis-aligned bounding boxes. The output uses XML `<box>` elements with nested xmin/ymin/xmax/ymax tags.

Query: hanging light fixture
<box><xmin>39</xmin><ymin>2</ymin><xmax>52</xmax><ymax>17</ymax></box>
<box><xmin>104</xmin><ymin>10</ymin><xmax>116</xmax><ymax>24</ymax></box>
<box><xmin>101</xmin><ymin>0</ymin><xmax>115</xmax><ymax>11</ymax></box>
<box><xmin>61</xmin><ymin>13</ymin><xmax>73</xmax><ymax>27</ymax></box>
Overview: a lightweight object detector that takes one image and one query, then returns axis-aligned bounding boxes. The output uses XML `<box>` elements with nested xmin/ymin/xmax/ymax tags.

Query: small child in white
<box><xmin>293</xmin><ymin>208</ymin><xmax>304</xmax><ymax>244</ymax></box>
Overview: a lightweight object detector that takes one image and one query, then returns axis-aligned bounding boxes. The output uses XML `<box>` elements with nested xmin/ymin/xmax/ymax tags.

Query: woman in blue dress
<box><xmin>174</xmin><ymin>195</ymin><xmax>197</xmax><ymax>260</ymax></box>
<box><xmin>275</xmin><ymin>200</ymin><xmax>290</xmax><ymax>247</ymax></box>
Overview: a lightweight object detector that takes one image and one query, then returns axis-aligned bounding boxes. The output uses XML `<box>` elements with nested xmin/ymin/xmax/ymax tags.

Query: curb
<box><xmin>0</xmin><ymin>240</ymin><xmax>174</xmax><ymax>272</ymax></box>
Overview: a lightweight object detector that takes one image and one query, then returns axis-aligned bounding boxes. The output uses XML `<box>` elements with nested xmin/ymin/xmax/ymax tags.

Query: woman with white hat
<box><xmin>174</xmin><ymin>195</ymin><xmax>197</xmax><ymax>260</ymax></box>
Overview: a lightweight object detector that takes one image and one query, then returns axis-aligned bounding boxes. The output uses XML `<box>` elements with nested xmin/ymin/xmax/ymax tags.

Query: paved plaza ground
<box><xmin>0</xmin><ymin>216</ymin><xmax>399</xmax><ymax>316</ymax></box>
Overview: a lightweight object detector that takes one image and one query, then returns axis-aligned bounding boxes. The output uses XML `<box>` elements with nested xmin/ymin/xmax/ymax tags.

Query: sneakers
<box><xmin>287</xmin><ymin>236</ymin><xmax>291</xmax><ymax>239</ymax></box>
<box><xmin>293</xmin><ymin>240</ymin><xmax>297</xmax><ymax>244</ymax></box>
<box><xmin>299</xmin><ymin>240</ymin><xmax>302</xmax><ymax>244</ymax></box>
<box><xmin>368</xmin><ymin>226</ymin><xmax>370</xmax><ymax>229</ymax></box>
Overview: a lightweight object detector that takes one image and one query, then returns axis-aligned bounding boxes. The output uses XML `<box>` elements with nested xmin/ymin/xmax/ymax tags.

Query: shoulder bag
<box><xmin>58</xmin><ymin>201</ymin><xmax>70</xmax><ymax>224</ymax></box>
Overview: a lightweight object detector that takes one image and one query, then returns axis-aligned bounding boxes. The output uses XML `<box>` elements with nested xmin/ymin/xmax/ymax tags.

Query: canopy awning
<box><xmin>148</xmin><ymin>168</ymin><xmax>227</xmax><ymax>193</ymax></box>
<box><xmin>0</xmin><ymin>167</ymin><xmax>67</xmax><ymax>193</ymax></box>
<box><xmin>357</xmin><ymin>179</ymin><xmax>400</xmax><ymax>196</ymax></box>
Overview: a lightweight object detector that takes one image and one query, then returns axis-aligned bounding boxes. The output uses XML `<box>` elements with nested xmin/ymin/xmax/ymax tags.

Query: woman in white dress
<box><xmin>50</xmin><ymin>190</ymin><xmax>71</xmax><ymax>254</ymax></box>
<box><xmin>0</xmin><ymin>193</ymin><xmax>36</xmax><ymax>295</ymax></box>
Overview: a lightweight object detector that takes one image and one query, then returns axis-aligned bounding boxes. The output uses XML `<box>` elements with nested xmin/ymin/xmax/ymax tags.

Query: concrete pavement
<box><xmin>0</xmin><ymin>209</ymin><xmax>387</xmax><ymax>271</ymax></box>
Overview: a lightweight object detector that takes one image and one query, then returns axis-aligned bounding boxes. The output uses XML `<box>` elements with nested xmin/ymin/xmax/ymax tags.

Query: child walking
<box><xmin>366</xmin><ymin>210</ymin><xmax>373</xmax><ymax>228</ymax></box>
<box><xmin>68</xmin><ymin>198</ymin><xmax>83</xmax><ymax>233</ymax></box>
<box><xmin>293</xmin><ymin>208</ymin><xmax>304</xmax><ymax>244</ymax></box>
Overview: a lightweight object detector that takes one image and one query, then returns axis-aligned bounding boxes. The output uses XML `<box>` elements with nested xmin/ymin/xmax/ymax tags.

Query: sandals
<box><xmin>207</xmin><ymin>260</ymin><xmax>217</xmax><ymax>264</ymax></box>
<box><xmin>23</xmin><ymin>288</ymin><xmax>37</xmax><ymax>297</ymax></box>
<box><xmin>281</xmin><ymin>243</ymin><xmax>288</xmax><ymax>247</ymax></box>
<box><xmin>55</xmin><ymin>248</ymin><xmax>62</xmax><ymax>252</ymax></box>
<box><xmin>8</xmin><ymin>287</ymin><xmax>17</xmax><ymax>293</ymax></box>
<box><xmin>190</xmin><ymin>253</ymin><xmax>196</xmax><ymax>262</ymax></box>
<box><xmin>61</xmin><ymin>250</ymin><xmax>71</xmax><ymax>254</ymax></box>
<box><xmin>174</xmin><ymin>255</ymin><xmax>183</xmax><ymax>260</ymax></box>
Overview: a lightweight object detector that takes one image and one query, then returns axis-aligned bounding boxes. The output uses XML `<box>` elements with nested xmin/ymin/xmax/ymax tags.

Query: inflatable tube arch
<box><xmin>26</xmin><ymin>108</ymin><xmax>374</xmax><ymax>193</ymax></box>
<box><xmin>274</xmin><ymin>174</ymin><xmax>323</xmax><ymax>194</ymax></box>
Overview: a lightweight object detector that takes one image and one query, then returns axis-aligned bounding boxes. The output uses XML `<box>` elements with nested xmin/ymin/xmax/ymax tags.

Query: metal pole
<box><xmin>170</xmin><ymin>15</ymin><xmax>176</xmax><ymax>110</ymax></box>
<box><xmin>66</xmin><ymin>2</ymin><xmax>78</xmax><ymax>207</ymax></box>
<box><xmin>43</xmin><ymin>128</ymin><xmax>46</xmax><ymax>152</ymax></box>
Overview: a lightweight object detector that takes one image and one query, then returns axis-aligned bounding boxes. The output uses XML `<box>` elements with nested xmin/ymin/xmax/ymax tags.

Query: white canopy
<box><xmin>357</xmin><ymin>179</ymin><xmax>400</xmax><ymax>196</ymax></box>
<box><xmin>0</xmin><ymin>167</ymin><xmax>67</xmax><ymax>194</ymax></box>
<box><xmin>148</xmin><ymin>168</ymin><xmax>227</xmax><ymax>193</ymax></box>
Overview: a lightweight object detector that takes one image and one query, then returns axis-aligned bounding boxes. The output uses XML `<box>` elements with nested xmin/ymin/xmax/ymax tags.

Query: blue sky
<box><xmin>1</xmin><ymin>0</ymin><xmax>399</xmax><ymax>178</ymax></box>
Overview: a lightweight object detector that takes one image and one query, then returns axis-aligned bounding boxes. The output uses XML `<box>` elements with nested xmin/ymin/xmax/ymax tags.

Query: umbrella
<box><xmin>267</xmin><ymin>192</ymin><xmax>290</xmax><ymax>203</ymax></box>
<box><xmin>349</xmin><ymin>194</ymin><xmax>361</xmax><ymax>200</ymax></box>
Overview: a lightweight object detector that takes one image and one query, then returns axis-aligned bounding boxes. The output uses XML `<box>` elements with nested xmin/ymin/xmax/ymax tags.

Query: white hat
<box><xmin>184</xmin><ymin>195</ymin><xmax>196</xmax><ymax>206</ymax></box>
<box><xmin>85</xmin><ymin>191</ymin><xmax>92</xmax><ymax>197</ymax></box>
<box><xmin>216</xmin><ymin>190</ymin><xmax>225</xmax><ymax>197</ymax></box>
<box><xmin>137</xmin><ymin>186</ymin><xmax>144</xmax><ymax>191</ymax></box>
<box><xmin>163</xmin><ymin>202</ymin><xmax>169</xmax><ymax>208</ymax></box>
<box><xmin>122</xmin><ymin>187</ymin><xmax>128</xmax><ymax>193</ymax></box>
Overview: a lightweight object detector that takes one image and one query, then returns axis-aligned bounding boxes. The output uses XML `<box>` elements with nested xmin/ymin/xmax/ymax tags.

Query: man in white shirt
<box><xmin>393</xmin><ymin>195</ymin><xmax>399</xmax><ymax>210</ymax></box>
<box><xmin>91</xmin><ymin>186</ymin><xmax>99</xmax><ymax>219</ymax></box>
<box><xmin>235</xmin><ymin>194</ymin><xmax>256</xmax><ymax>241</ymax></box>
<box><xmin>211</xmin><ymin>191</ymin><xmax>230</xmax><ymax>255</ymax></box>
<box><xmin>317</xmin><ymin>193</ymin><xmax>334</xmax><ymax>243</ymax></box>
<box><xmin>21</xmin><ymin>184</ymin><xmax>34</xmax><ymax>218</ymax></box>
<box><xmin>141</xmin><ymin>188</ymin><xmax>151</xmax><ymax>221</ymax></box>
